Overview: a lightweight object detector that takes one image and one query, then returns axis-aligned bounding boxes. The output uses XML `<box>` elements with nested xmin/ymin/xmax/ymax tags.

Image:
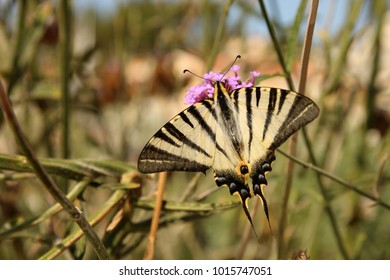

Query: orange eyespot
<box><xmin>236</xmin><ymin>162</ymin><xmax>251</xmax><ymax>176</ymax></box>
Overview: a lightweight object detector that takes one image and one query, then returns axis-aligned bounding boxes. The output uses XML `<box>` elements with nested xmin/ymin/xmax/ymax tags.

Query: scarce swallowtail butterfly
<box><xmin>138</xmin><ymin>64</ymin><xmax>319</xmax><ymax>234</ymax></box>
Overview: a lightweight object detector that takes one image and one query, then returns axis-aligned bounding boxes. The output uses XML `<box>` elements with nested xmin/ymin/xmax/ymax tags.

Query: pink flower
<box><xmin>230</xmin><ymin>65</ymin><xmax>241</xmax><ymax>75</ymax></box>
<box><xmin>184</xmin><ymin>83</ymin><xmax>214</xmax><ymax>105</ymax></box>
<box><xmin>184</xmin><ymin>65</ymin><xmax>261</xmax><ymax>105</ymax></box>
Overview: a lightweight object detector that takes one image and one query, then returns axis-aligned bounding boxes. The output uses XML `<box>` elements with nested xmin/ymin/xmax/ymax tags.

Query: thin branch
<box><xmin>0</xmin><ymin>179</ymin><xmax>90</xmax><ymax>238</ymax></box>
<box><xmin>206</xmin><ymin>0</ymin><xmax>234</xmax><ymax>70</ymax></box>
<box><xmin>180</xmin><ymin>173</ymin><xmax>203</xmax><ymax>202</ymax></box>
<box><xmin>258</xmin><ymin>0</ymin><xmax>349</xmax><ymax>259</ymax></box>
<box><xmin>0</xmin><ymin>153</ymin><xmax>134</xmax><ymax>181</ymax></box>
<box><xmin>39</xmin><ymin>189</ymin><xmax>126</xmax><ymax>260</ymax></box>
<box><xmin>257</xmin><ymin>0</ymin><xmax>295</xmax><ymax>91</ymax></box>
<box><xmin>277</xmin><ymin>149</ymin><xmax>390</xmax><ymax>211</ymax></box>
<box><xmin>300</xmin><ymin>13</ymin><xmax>352</xmax><ymax>257</ymax></box>
<box><xmin>278</xmin><ymin>0</ymin><xmax>318</xmax><ymax>260</ymax></box>
<box><xmin>144</xmin><ymin>172</ymin><xmax>168</xmax><ymax>260</ymax></box>
<box><xmin>0</xmin><ymin>78</ymin><xmax>110</xmax><ymax>260</ymax></box>
<box><xmin>8</xmin><ymin>0</ymin><xmax>27</xmax><ymax>94</ymax></box>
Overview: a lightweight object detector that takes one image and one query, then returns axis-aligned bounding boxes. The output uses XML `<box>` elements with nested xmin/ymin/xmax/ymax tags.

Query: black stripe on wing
<box><xmin>277</xmin><ymin>89</ymin><xmax>289</xmax><ymax>115</ymax></box>
<box><xmin>162</xmin><ymin>122</ymin><xmax>211</xmax><ymax>157</ymax></box>
<box><xmin>193</xmin><ymin>96</ymin><xmax>231</xmax><ymax>161</ymax></box>
<box><xmin>233</xmin><ymin>88</ymin><xmax>240</xmax><ymax>113</ymax></box>
<box><xmin>269</xmin><ymin>93</ymin><xmax>319</xmax><ymax>151</ymax></box>
<box><xmin>255</xmin><ymin>87</ymin><xmax>261</xmax><ymax>107</ymax></box>
<box><xmin>154</xmin><ymin>129</ymin><xmax>181</xmax><ymax>148</ymax></box>
<box><xmin>263</xmin><ymin>88</ymin><xmax>277</xmax><ymax>140</ymax></box>
<box><xmin>139</xmin><ymin>145</ymin><xmax>209</xmax><ymax>173</ymax></box>
<box><xmin>187</xmin><ymin>104</ymin><xmax>215</xmax><ymax>141</ymax></box>
<box><xmin>179</xmin><ymin>111</ymin><xmax>194</xmax><ymax>128</ymax></box>
<box><xmin>138</xmin><ymin>100</ymin><xmax>218</xmax><ymax>174</ymax></box>
<box><xmin>216</xmin><ymin>83</ymin><xmax>243</xmax><ymax>157</ymax></box>
<box><xmin>245</xmin><ymin>87</ymin><xmax>254</xmax><ymax>161</ymax></box>
<box><xmin>234</xmin><ymin>86</ymin><xmax>319</xmax><ymax>155</ymax></box>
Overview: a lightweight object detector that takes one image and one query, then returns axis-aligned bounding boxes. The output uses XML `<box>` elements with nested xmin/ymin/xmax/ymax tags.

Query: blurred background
<box><xmin>0</xmin><ymin>0</ymin><xmax>389</xmax><ymax>260</ymax></box>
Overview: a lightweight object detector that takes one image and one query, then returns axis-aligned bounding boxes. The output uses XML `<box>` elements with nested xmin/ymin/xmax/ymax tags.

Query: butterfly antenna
<box><xmin>241</xmin><ymin>198</ymin><xmax>262</xmax><ymax>245</ymax></box>
<box><xmin>183</xmin><ymin>69</ymin><xmax>205</xmax><ymax>80</ymax></box>
<box><xmin>220</xmin><ymin>55</ymin><xmax>241</xmax><ymax>81</ymax></box>
<box><xmin>256</xmin><ymin>187</ymin><xmax>273</xmax><ymax>236</ymax></box>
<box><xmin>184</xmin><ymin>55</ymin><xmax>241</xmax><ymax>83</ymax></box>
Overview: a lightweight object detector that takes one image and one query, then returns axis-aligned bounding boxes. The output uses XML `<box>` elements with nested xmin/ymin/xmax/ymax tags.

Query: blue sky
<box><xmin>74</xmin><ymin>0</ymin><xmax>371</xmax><ymax>37</ymax></box>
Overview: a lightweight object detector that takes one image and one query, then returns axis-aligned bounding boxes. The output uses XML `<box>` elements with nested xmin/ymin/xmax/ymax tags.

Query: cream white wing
<box><xmin>138</xmin><ymin>100</ymin><xmax>218</xmax><ymax>173</ymax></box>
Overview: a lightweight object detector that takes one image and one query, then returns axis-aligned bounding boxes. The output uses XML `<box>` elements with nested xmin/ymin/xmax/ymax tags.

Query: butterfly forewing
<box><xmin>138</xmin><ymin>100</ymin><xmax>217</xmax><ymax>173</ymax></box>
<box><xmin>232</xmin><ymin>86</ymin><xmax>319</xmax><ymax>165</ymax></box>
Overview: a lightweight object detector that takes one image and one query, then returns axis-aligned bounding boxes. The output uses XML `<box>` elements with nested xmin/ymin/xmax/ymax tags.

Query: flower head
<box><xmin>184</xmin><ymin>65</ymin><xmax>261</xmax><ymax>105</ymax></box>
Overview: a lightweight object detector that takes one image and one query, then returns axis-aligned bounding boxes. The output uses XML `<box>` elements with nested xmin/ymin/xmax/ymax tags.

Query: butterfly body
<box><xmin>138</xmin><ymin>81</ymin><xmax>319</xmax><ymax>225</ymax></box>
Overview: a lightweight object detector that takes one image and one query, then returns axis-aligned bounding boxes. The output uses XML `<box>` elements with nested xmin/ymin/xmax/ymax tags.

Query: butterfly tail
<box><xmin>251</xmin><ymin>152</ymin><xmax>275</xmax><ymax>235</ymax></box>
<box><xmin>236</xmin><ymin>190</ymin><xmax>262</xmax><ymax>245</ymax></box>
<box><xmin>215</xmin><ymin>171</ymin><xmax>262</xmax><ymax>244</ymax></box>
<box><xmin>254</xmin><ymin>184</ymin><xmax>273</xmax><ymax>235</ymax></box>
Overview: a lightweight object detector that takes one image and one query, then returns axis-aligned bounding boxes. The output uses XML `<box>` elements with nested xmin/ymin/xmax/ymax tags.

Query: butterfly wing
<box><xmin>232</xmin><ymin>86</ymin><xmax>319</xmax><ymax>168</ymax></box>
<box><xmin>232</xmin><ymin>86</ymin><xmax>319</xmax><ymax>221</ymax></box>
<box><xmin>138</xmin><ymin>100</ymin><xmax>218</xmax><ymax>174</ymax></box>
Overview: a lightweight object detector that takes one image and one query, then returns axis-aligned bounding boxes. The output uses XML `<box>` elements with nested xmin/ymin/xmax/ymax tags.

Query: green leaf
<box><xmin>134</xmin><ymin>199</ymin><xmax>240</xmax><ymax>212</ymax></box>
<box><xmin>0</xmin><ymin>153</ymin><xmax>136</xmax><ymax>181</ymax></box>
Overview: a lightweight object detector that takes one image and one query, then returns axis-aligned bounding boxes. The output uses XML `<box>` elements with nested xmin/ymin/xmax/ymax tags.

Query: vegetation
<box><xmin>0</xmin><ymin>0</ymin><xmax>389</xmax><ymax>260</ymax></box>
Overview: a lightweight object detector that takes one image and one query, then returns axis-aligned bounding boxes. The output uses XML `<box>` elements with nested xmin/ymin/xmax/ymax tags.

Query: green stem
<box><xmin>258</xmin><ymin>0</ymin><xmax>295</xmax><ymax>91</ymax></box>
<box><xmin>0</xmin><ymin>153</ymin><xmax>134</xmax><ymax>181</ymax></box>
<box><xmin>325</xmin><ymin>0</ymin><xmax>364</xmax><ymax>94</ymax></box>
<box><xmin>258</xmin><ymin>0</ymin><xmax>349</xmax><ymax>259</ymax></box>
<box><xmin>8</xmin><ymin>0</ymin><xmax>27</xmax><ymax>94</ymax></box>
<box><xmin>278</xmin><ymin>0</ymin><xmax>318</xmax><ymax>260</ymax></box>
<box><xmin>39</xmin><ymin>190</ymin><xmax>126</xmax><ymax>260</ymax></box>
<box><xmin>0</xmin><ymin>179</ymin><xmax>90</xmax><ymax>238</ymax></box>
<box><xmin>366</xmin><ymin>0</ymin><xmax>385</xmax><ymax>129</ymax></box>
<box><xmin>206</xmin><ymin>0</ymin><xmax>234</xmax><ymax>70</ymax></box>
<box><xmin>59</xmin><ymin>0</ymin><xmax>71</xmax><ymax>159</ymax></box>
<box><xmin>0</xmin><ymin>79</ymin><xmax>110</xmax><ymax>260</ymax></box>
<box><xmin>277</xmin><ymin>149</ymin><xmax>390</xmax><ymax>211</ymax></box>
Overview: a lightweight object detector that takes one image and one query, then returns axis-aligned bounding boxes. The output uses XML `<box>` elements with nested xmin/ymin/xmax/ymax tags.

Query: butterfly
<box><xmin>138</xmin><ymin>74</ymin><xmax>319</xmax><ymax>235</ymax></box>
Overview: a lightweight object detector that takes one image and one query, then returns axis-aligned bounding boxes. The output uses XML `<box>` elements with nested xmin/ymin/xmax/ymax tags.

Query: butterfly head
<box><xmin>183</xmin><ymin>64</ymin><xmax>260</xmax><ymax>105</ymax></box>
